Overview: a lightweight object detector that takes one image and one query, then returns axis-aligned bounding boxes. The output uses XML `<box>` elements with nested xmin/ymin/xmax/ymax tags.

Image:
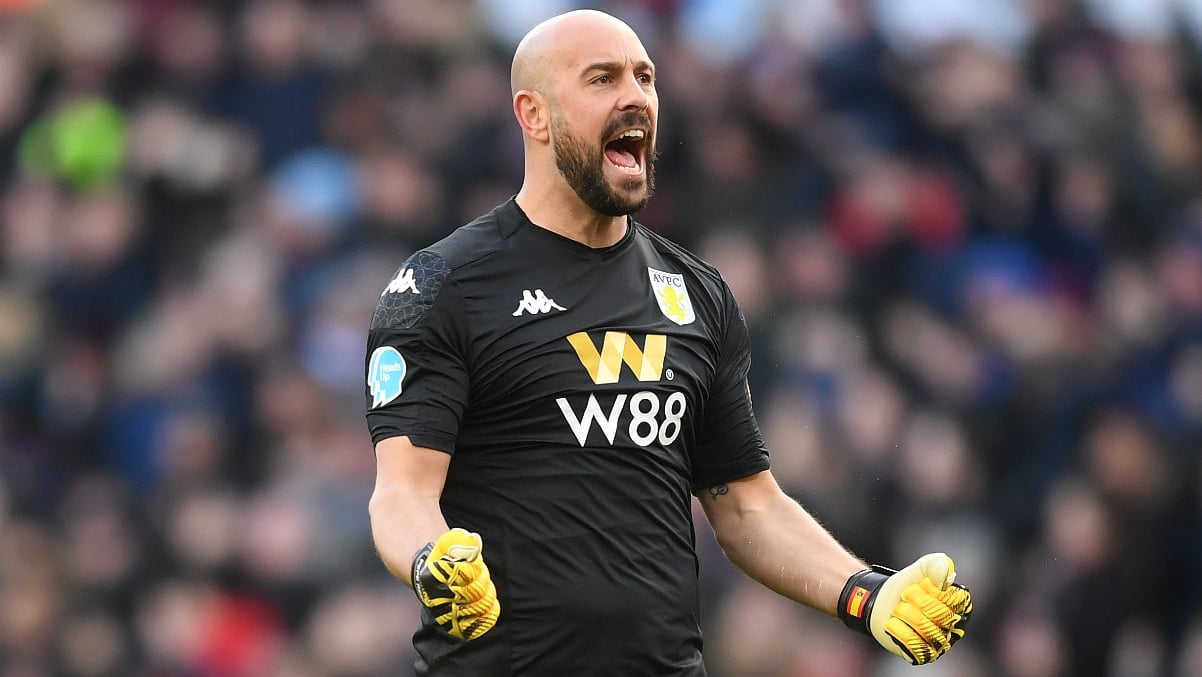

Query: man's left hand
<box><xmin>837</xmin><ymin>553</ymin><xmax>973</xmax><ymax>664</ymax></box>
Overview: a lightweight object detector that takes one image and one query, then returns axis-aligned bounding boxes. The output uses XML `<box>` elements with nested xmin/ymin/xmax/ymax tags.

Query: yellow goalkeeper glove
<box><xmin>837</xmin><ymin>553</ymin><xmax>973</xmax><ymax>665</ymax></box>
<box><xmin>411</xmin><ymin>528</ymin><xmax>500</xmax><ymax>640</ymax></box>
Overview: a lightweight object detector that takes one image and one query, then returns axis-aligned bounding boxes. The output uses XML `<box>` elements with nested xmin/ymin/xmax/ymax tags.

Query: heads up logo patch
<box><xmin>368</xmin><ymin>346</ymin><xmax>406</xmax><ymax>408</ymax></box>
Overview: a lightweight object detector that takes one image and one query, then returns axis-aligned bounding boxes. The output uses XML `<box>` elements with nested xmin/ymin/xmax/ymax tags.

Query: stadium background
<box><xmin>1</xmin><ymin>0</ymin><xmax>1202</xmax><ymax>675</ymax></box>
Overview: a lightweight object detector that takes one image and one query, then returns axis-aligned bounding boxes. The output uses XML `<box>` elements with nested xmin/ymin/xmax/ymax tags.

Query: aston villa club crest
<box><xmin>648</xmin><ymin>267</ymin><xmax>695</xmax><ymax>325</ymax></box>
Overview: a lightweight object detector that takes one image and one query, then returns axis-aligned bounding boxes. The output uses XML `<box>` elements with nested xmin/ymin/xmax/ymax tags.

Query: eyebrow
<box><xmin>581</xmin><ymin>60</ymin><xmax>656</xmax><ymax>77</ymax></box>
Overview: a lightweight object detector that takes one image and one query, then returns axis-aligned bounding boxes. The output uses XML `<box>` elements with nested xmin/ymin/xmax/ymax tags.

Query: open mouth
<box><xmin>604</xmin><ymin>129</ymin><xmax>646</xmax><ymax>175</ymax></box>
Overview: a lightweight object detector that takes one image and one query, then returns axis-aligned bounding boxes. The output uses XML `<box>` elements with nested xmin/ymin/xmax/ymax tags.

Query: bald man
<box><xmin>365</xmin><ymin>10</ymin><xmax>972</xmax><ymax>675</ymax></box>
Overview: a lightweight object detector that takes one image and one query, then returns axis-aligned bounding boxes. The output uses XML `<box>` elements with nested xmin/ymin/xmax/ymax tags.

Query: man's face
<box><xmin>549</xmin><ymin>33</ymin><xmax>658</xmax><ymax>216</ymax></box>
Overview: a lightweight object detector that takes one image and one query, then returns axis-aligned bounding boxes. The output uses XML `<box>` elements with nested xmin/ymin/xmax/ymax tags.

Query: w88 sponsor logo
<box><xmin>557</xmin><ymin>330</ymin><xmax>688</xmax><ymax>448</ymax></box>
<box><xmin>556</xmin><ymin>390</ymin><xmax>687</xmax><ymax>448</ymax></box>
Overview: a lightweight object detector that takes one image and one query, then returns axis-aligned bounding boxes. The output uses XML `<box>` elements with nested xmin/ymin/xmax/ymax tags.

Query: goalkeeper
<box><xmin>365</xmin><ymin>9</ymin><xmax>972</xmax><ymax>675</ymax></box>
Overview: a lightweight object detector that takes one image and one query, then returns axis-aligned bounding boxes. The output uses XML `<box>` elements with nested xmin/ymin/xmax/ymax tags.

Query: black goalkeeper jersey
<box><xmin>365</xmin><ymin>199</ymin><xmax>769</xmax><ymax>676</ymax></box>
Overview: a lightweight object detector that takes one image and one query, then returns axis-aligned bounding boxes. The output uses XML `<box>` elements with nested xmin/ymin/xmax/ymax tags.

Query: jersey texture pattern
<box><xmin>372</xmin><ymin>251</ymin><xmax>452</xmax><ymax>331</ymax></box>
<box><xmin>366</xmin><ymin>199</ymin><xmax>769</xmax><ymax>676</ymax></box>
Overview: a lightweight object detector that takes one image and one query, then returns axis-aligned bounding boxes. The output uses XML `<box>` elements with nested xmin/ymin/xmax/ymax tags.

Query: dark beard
<box><xmin>552</xmin><ymin>112</ymin><xmax>655</xmax><ymax>217</ymax></box>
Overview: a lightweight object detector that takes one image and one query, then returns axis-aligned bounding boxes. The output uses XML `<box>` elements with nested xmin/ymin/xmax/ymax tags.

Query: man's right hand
<box><xmin>411</xmin><ymin>528</ymin><xmax>500</xmax><ymax>640</ymax></box>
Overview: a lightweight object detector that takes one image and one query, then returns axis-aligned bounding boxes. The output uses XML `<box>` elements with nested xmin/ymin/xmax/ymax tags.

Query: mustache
<box><xmin>602</xmin><ymin>112</ymin><xmax>653</xmax><ymax>141</ymax></box>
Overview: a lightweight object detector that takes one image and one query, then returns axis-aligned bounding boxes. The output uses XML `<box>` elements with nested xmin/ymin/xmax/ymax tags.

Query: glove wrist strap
<box><xmin>837</xmin><ymin>565</ymin><xmax>894</xmax><ymax>636</ymax></box>
<box><xmin>411</xmin><ymin>542</ymin><xmax>435</xmax><ymax>600</ymax></box>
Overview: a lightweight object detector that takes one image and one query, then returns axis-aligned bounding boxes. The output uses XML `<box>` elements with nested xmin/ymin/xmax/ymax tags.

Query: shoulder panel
<box><xmin>370</xmin><ymin>250</ymin><xmax>452</xmax><ymax>331</ymax></box>
<box><xmin>369</xmin><ymin>207</ymin><xmax>509</xmax><ymax>332</ymax></box>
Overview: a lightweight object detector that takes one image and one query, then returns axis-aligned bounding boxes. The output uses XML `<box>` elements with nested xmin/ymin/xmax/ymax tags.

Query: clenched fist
<box><xmin>838</xmin><ymin>553</ymin><xmax>972</xmax><ymax>664</ymax></box>
<box><xmin>412</xmin><ymin>528</ymin><xmax>501</xmax><ymax>640</ymax></box>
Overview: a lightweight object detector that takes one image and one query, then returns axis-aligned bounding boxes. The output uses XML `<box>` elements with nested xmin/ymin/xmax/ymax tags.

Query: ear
<box><xmin>513</xmin><ymin>90</ymin><xmax>550</xmax><ymax>144</ymax></box>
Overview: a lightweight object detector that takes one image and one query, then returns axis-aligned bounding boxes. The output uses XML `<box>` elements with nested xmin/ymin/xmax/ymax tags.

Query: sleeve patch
<box><xmin>367</xmin><ymin>346</ymin><xmax>406</xmax><ymax>408</ymax></box>
<box><xmin>370</xmin><ymin>251</ymin><xmax>451</xmax><ymax>331</ymax></box>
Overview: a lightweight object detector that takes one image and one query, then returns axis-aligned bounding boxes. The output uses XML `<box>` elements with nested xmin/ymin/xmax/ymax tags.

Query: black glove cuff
<box><xmin>411</xmin><ymin>542</ymin><xmax>435</xmax><ymax>601</ymax></box>
<box><xmin>837</xmin><ymin>565</ymin><xmax>894</xmax><ymax>636</ymax></box>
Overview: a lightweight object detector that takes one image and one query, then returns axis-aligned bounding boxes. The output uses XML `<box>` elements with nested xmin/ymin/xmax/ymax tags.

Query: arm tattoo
<box><xmin>707</xmin><ymin>484</ymin><xmax>729</xmax><ymax>500</ymax></box>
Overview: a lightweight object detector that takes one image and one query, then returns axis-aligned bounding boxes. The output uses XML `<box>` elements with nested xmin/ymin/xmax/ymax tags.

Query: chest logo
<box><xmin>648</xmin><ymin>268</ymin><xmax>695</xmax><ymax>325</ymax></box>
<box><xmin>512</xmin><ymin>289</ymin><xmax>566</xmax><ymax>316</ymax></box>
<box><xmin>567</xmin><ymin>331</ymin><xmax>666</xmax><ymax>384</ymax></box>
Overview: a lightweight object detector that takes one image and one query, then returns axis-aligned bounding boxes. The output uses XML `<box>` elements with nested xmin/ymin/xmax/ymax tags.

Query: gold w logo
<box><xmin>566</xmin><ymin>331</ymin><xmax>666</xmax><ymax>384</ymax></box>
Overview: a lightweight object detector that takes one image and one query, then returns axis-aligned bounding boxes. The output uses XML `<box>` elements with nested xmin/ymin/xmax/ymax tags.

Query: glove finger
<box><xmin>428</xmin><ymin>557</ymin><xmax>459</xmax><ymax>585</ymax></box>
<box><xmin>434</xmin><ymin>607</ymin><xmax>459</xmax><ymax>632</ymax></box>
<box><xmin>947</xmin><ymin>585</ymin><xmax>972</xmax><ymax>645</ymax></box>
<box><xmin>431</xmin><ymin>556</ymin><xmax>487</xmax><ymax>590</ymax></box>
<box><xmin>443</xmin><ymin>561</ymin><xmax>490</xmax><ymax>604</ymax></box>
<box><xmin>455</xmin><ymin>565</ymin><xmax>493</xmax><ymax>603</ymax></box>
<box><xmin>905</xmin><ymin>582</ymin><xmax>961</xmax><ymax>630</ymax></box>
<box><xmin>419</xmin><ymin>568</ymin><xmax>471</xmax><ymax>609</ymax></box>
<box><xmin>460</xmin><ymin>600</ymin><xmax>500</xmax><ymax>640</ymax></box>
<box><xmin>918</xmin><ymin>578</ymin><xmax>973</xmax><ymax>621</ymax></box>
<box><xmin>450</xmin><ymin>596</ymin><xmax>501</xmax><ymax>638</ymax></box>
<box><xmin>456</xmin><ymin>601</ymin><xmax>500</xmax><ymax>630</ymax></box>
<box><xmin>883</xmin><ymin>616</ymin><xmax>940</xmax><ymax>665</ymax></box>
<box><xmin>921</xmin><ymin>577</ymin><xmax>971</xmax><ymax>606</ymax></box>
<box><xmin>940</xmin><ymin>582</ymin><xmax>973</xmax><ymax>616</ymax></box>
<box><xmin>440</xmin><ymin>605</ymin><xmax>483</xmax><ymax>635</ymax></box>
<box><xmin>457</xmin><ymin>559</ymin><xmax>490</xmax><ymax>589</ymax></box>
<box><xmin>446</xmin><ymin>606</ymin><xmax>490</xmax><ymax>640</ymax></box>
<box><xmin>923</xmin><ymin>579</ymin><xmax>973</xmax><ymax>643</ymax></box>
<box><xmin>456</xmin><ymin>589</ymin><xmax>498</xmax><ymax>618</ymax></box>
<box><xmin>893</xmin><ymin>600</ymin><xmax>953</xmax><ymax>653</ymax></box>
<box><xmin>424</xmin><ymin>600</ymin><xmax>452</xmax><ymax>623</ymax></box>
<box><xmin>885</xmin><ymin>613</ymin><xmax>955</xmax><ymax>665</ymax></box>
<box><xmin>474</xmin><ymin>601</ymin><xmax>500</xmax><ymax>638</ymax></box>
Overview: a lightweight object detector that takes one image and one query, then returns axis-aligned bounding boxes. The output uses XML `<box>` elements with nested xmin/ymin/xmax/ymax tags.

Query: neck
<box><xmin>515</xmin><ymin>180</ymin><xmax>629</xmax><ymax>249</ymax></box>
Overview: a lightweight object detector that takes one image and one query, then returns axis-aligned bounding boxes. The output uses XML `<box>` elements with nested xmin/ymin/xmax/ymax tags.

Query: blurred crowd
<box><xmin>2</xmin><ymin>0</ymin><xmax>1202</xmax><ymax>675</ymax></box>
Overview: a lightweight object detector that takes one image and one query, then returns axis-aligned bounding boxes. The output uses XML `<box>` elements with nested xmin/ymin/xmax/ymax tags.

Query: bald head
<box><xmin>509</xmin><ymin>9</ymin><xmax>658</xmax><ymax>223</ymax></box>
<box><xmin>510</xmin><ymin>10</ymin><xmax>642</xmax><ymax>96</ymax></box>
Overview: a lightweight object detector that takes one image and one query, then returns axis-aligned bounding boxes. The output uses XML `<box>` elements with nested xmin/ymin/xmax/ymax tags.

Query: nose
<box><xmin>617</xmin><ymin>72</ymin><xmax>650</xmax><ymax>111</ymax></box>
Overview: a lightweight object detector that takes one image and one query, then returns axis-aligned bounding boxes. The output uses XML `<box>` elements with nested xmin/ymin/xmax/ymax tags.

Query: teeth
<box><xmin>618</xmin><ymin>129</ymin><xmax>644</xmax><ymax>140</ymax></box>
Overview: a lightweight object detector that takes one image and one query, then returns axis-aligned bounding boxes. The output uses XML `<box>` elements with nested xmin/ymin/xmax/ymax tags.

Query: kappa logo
<box><xmin>382</xmin><ymin>268</ymin><xmax>419</xmax><ymax>296</ymax></box>
<box><xmin>512</xmin><ymin>289</ymin><xmax>566</xmax><ymax>316</ymax></box>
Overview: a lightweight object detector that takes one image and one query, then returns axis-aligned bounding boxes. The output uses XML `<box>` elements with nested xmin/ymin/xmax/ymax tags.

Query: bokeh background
<box><xmin>1</xmin><ymin>0</ymin><xmax>1202</xmax><ymax>675</ymax></box>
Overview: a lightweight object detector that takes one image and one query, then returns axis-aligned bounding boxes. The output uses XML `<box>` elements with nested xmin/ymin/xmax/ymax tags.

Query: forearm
<box><xmin>702</xmin><ymin>470</ymin><xmax>974</xmax><ymax>665</ymax></box>
<box><xmin>706</xmin><ymin>488</ymin><xmax>864</xmax><ymax>615</ymax></box>
<box><xmin>368</xmin><ymin>486</ymin><xmax>448</xmax><ymax>587</ymax></box>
